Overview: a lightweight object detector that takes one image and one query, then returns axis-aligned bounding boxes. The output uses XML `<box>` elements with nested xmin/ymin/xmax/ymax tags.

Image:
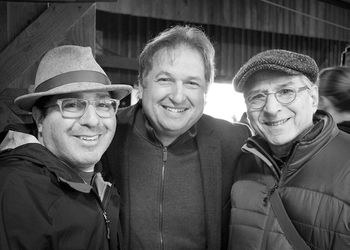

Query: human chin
<box><xmin>68</xmin><ymin>148</ymin><xmax>103</xmax><ymax>167</ymax></box>
<box><xmin>257</xmin><ymin>125</ymin><xmax>286</xmax><ymax>145</ymax></box>
<box><xmin>72</xmin><ymin>137</ymin><xmax>108</xmax><ymax>160</ymax></box>
<box><xmin>160</xmin><ymin>117</ymin><xmax>191</xmax><ymax>132</ymax></box>
<box><xmin>265</xmin><ymin>134</ymin><xmax>293</xmax><ymax>145</ymax></box>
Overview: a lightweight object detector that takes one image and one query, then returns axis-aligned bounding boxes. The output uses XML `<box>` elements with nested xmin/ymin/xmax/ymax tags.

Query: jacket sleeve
<box><xmin>0</xmin><ymin>166</ymin><xmax>54</xmax><ymax>250</ymax></box>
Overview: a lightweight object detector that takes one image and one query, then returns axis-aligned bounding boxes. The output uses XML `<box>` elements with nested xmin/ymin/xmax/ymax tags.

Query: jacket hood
<box><xmin>0</xmin><ymin>143</ymin><xmax>86</xmax><ymax>183</ymax></box>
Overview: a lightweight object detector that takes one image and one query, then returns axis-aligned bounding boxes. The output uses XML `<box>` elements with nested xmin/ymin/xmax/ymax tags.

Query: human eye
<box><xmin>278</xmin><ymin>88</ymin><xmax>295</xmax><ymax>97</ymax></box>
<box><xmin>96</xmin><ymin>100</ymin><xmax>113</xmax><ymax>110</ymax></box>
<box><xmin>247</xmin><ymin>93</ymin><xmax>266</xmax><ymax>103</ymax></box>
<box><xmin>156</xmin><ymin>77</ymin><xmax>172</xmax><ymax>85</ymax></box>
<box><xmin>185</xmin><ymin>81</ymin><xmax>201</xmax><ymax>88</ymax></box>
<box><xmin>61</xmin><ymin>99</ymin><xmax>83</xmax><ymax>111</ymax></box>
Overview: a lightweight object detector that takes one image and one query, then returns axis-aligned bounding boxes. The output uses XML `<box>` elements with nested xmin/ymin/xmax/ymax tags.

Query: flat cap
<box><xmin>233</xmin><ymin>49</ymin><xmax>319</xmax><ymax>92</ymax></box>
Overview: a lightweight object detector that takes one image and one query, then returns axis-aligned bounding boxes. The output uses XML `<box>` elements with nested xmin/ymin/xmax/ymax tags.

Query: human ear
<box><xmin>309</xmin><ymin>85</ymin><xmax>319</xmax><ymax>111</ymax></box>
<box><xmin>137</xmin><ymin>83</ymin><xmax>144</xmax><ymax>100</ymax></box>
<box><xmin>31</xmin><ymin>106</ymin><xmax>44</xmax><ymax>134</ymax></box>
<box><xmin>318</xmin><ymin>96</ymin><xmax>331</xmax><ymax>110</ymax></box>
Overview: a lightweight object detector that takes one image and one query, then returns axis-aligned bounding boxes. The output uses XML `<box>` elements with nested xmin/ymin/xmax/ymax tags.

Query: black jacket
<box><xmin>0</xmin><ymin>143</ymin><xmax>122</xmax><ymax>250</ymax></box>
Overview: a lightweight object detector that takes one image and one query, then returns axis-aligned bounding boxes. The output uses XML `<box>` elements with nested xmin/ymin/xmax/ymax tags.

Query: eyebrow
<box><xmin>246</xmin><ymin>81</ymin><xmax>296</xmax><ymax>96</ymax></box>
<box><xmin>155</xmin><ymin>71</ymin><xmax>172</xmax><ymax>78</ymax></box>
<box><xmin>155</xmin><ymin>71</ymin><xmax>204</xmax><ymax>82</ymax></box>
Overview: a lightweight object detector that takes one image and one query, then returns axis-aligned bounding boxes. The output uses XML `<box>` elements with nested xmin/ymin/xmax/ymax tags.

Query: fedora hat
<box><xmin>15</xmin><ymin>45</ymin><xmax>132</xmax><ymax>111</ymax></box>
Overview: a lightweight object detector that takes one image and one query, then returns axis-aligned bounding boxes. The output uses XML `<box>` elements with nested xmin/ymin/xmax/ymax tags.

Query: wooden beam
<box><xmin>96</xmin><ymin>54</ymin><xmax>138</xmax><ymax>71</ymax></box>
<box><xmin>5</xmin><ymin>0</ymin><xmax>116</xmax><ymax>2</ymax></box>
<box><xmin>0</xmin><ymin>3</ymin><xmax>94</xmax><ymax>93</ymax></box>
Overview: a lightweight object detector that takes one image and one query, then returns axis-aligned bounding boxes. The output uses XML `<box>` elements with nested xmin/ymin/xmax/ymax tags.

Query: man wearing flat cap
<box><xmin>0</xmin><ymin>45</ymin><xmax>132</xmax><ymax>249</ymax></box>
<box><xmin>228</xmin><ymin>49</ymin><xmax>350</xmax><ymax>249</ymax></box>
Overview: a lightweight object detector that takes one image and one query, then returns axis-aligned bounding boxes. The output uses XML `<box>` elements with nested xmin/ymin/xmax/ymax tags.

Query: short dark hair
<box><xmin>318</xmin><ymin>66</ymin><xmax>350</xmax><ymax>112</ymax></box>
<box><xmin>32</xmin><ymin>95</ymin><xmax>56</xmax><ymax>117</ymax></box>
<box><xmin>138</xmin><ymin>25</ymin><xmax>215</xmax><ymax>86</ymax></box>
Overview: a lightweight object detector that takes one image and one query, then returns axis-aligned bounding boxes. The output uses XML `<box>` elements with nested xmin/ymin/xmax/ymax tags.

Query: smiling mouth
<box><xmin>163</xmin><ymin>106</ymin><xmax>188</xmax><ymax>113</ymax></box>
<box><xmin>264</xmin><ymin>118</ymin><xmax>289</xmax><ymax>126</ymax></box>
<box><xmin>76</xmin><ymin>135</ymin><xmax>99</xmax><ymax>141</ymax></box>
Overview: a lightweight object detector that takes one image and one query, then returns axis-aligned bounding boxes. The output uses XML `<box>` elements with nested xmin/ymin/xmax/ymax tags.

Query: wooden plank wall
<box><xmin>0</xmin><ymin>2</ymin><xmax>96</xmax><ymax>131</ymax></box>
<box><xmin>96</xmin><ymin>11</ymin><xmax>347</xmax><ymax>84</ymax></box>
<box><xmin>97</xmin><ymin>0</ymin><xmax>350</xmax><ymax>41</ymax></box>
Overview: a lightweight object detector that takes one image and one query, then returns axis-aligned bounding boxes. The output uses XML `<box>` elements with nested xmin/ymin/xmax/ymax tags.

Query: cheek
<box><xmin>189</xmin><ymin>90</ymin><xmax>206</xmax><ymax>106</ymax></box>
<box><xmin>106</xmin><ymin>119</ymin><xmax>117</xmax><ymax>139</ymax></box>
<box><xmin>41</xmin><ymin>122</ymin><xmax>66</xmax><ymax>154</ymax></box>
<box><xmin>247</xmin><ymin>111</ymin><xmax>259</xmax><ymax>126</ymax></box>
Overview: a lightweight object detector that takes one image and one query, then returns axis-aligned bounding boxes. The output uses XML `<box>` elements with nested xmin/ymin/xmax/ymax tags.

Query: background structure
<box><xmin>1</xmin><ymin>0</ymin><xmax>350</xmax><ymax>128</ymax></box>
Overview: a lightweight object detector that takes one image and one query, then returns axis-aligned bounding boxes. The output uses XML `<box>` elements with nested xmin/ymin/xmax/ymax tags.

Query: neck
<box><xmin>154</xmin><ymin>131</ymin><xmax>178</xmax><ymax>146</ymax></box>
<box><xmin>269</xmin><ymin>142</ymin><xmax>294</xmax><ymax>159</ymax></box>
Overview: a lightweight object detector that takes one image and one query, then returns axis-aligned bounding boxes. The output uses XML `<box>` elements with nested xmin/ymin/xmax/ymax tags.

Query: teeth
<box><xmin>166</xmin><ymin>107</ymin><xmax>186</xmax><ymax>113</ymax></box>
<box><xmin>78</xmin><ymin>135</ymin><xmax>99</xmax><ymax>141</ymax></box>
<box><xmin>265</xmin><ymin>119</ymin><xmax>288</xmax><ymax>126</ymax></box>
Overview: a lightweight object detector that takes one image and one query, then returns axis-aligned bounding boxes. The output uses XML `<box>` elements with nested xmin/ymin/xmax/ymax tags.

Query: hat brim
<box><xmin>15</xmin><ymin>82</ymin><xmax>133</xmax><ymax>111</ymax></box>
<box><xmin>235</xmin><ymin>64</ymin><xmax>301</xmax><ymax>92</ymax></box>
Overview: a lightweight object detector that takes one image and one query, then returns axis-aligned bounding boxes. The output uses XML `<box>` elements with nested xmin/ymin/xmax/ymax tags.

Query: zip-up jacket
<box><xmin>228</xmin><ymin>110</ymin><xmax>350</xmax><ymax>250</ymax></box>
<box><xmin>0</xmin><ymin>143</ymin><xmax>122</xmax><ymax>250</ymax></box>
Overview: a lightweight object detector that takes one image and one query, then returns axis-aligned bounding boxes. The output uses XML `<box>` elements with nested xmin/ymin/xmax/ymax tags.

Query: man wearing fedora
<box><xmin>0</xmin><ymin>45</ymin><xmax>132</xmax><ymax>250</ymax></box>
<box><xmin>228</xmin><ymin>49</ymin><xmax>350</xmax><ymax>249</ymax></box>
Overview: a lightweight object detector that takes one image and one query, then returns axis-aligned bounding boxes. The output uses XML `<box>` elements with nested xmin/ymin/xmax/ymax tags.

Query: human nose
<box><xmin>169</xmin><ymin>82</ymin><xmax>185</xmax><ymax>103</ymax></box>
<box><xmin>79</xmin><ymin>103</ymin><xmax>100</xmax><ymax>126</ymax></box>
<box><xmin>262</xmin><ymin>93</ymin><xmax>282</xmax><ymax>113</ymax></box>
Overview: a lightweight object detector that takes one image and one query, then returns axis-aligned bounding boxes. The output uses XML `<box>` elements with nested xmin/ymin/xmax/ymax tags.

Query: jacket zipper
<box><xmin>88</xmin><ymin>180</ymin><xmax>111</xmax><ymax>241</ymax></box>
<box><xmin>54</xmin><ymin>168</ymin><xmax>112</xmax><ymax>241</ymax></box>
<box><xmin>102</xmin><ymin>210</ymin><xmax>111</xmax><ymax>239</ymax></box>
<box><xmin>90</xmin><ymin>173</ymin><xmax>112</xmax><ymax>241</ymax></box>
<box><xmin>246</xmin><ymin>138</ymin><xmax>282</xmax><ymax>179</ymax></box>
<box><xmin>159</xmin><ymin>147</ymin><xmax>167</xmax><ymax>250</ymax></box>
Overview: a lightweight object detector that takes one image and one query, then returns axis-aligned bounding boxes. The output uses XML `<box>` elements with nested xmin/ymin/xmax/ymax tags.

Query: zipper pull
<box><xmin>162</xmin><ymin>147</ymin><xmax>167</xmax><ymax>162</ymax></box>
<box><xmin>103</xmin><ymin>211</ymin><xmax>111</xmax><ymax>239</ymax></box>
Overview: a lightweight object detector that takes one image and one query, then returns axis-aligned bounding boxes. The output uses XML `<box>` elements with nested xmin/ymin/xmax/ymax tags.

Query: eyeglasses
<box><xmin>47</xmin><ymin>98</ymin><xmax>119</xmax><ymax>118</ymax></box>
<box><xmin>246</xmin><ymin>86</ymin><xmax>309</xmax><ymax>110</ymax></box>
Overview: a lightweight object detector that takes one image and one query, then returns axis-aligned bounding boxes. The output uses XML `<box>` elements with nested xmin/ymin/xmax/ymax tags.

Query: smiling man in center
<box><xmin>102</xmin><ymin>25</ymin><xmax>251</xmax><ymax>250</ymax></box>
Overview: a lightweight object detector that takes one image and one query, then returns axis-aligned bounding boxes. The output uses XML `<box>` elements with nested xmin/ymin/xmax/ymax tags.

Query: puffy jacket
<box><xmin>229</xmin><ymin>111</ymin><xmax>350</xmax><ymax>250</ymax></box>
<box><xmin>0</xmin><ymin>143</ymin><xmax>122</xmax><ymax>250</ymax></box>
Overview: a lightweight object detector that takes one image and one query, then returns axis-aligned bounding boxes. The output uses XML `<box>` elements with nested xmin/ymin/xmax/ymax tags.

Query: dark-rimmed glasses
<box><xmin>47</xmin><ymin>98</ymin><xmax>119</xmax><ymax>118</ymax></box>
<box><xmin>246</xmin><ymin>86</ymin><xmax>309</xmax><ymax>110</ymax></box>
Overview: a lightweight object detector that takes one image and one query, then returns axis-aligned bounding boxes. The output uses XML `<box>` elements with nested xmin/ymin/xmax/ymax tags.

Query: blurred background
<box><xmin>1</xmin><ymin>0</ymin><xmax>350</xmax><ymax>129</ymax></box>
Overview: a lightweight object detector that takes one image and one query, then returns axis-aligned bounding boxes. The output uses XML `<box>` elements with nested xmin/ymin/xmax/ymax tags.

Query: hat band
<box><xmin>35</xmin><ymin>70</ymin><xmax>111</xmax><ymax>93</ymax></box>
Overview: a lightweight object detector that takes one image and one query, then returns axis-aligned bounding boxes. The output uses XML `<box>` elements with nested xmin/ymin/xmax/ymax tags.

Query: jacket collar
<box><xmin>242</xmin><ymin>110</ymin><xmax>339</xmax><ymax>181</ymax></box>
<box><xmin>0</xmin><ymin>143</ymin><xmax>111</xmax><ymax>200</ymax></box>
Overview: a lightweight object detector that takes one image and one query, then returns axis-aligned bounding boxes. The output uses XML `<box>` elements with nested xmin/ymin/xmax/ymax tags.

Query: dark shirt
<box><xmin>127</xmin><ymin>108</ymin><xmax>206</xmax><ymax>250</ymax></box>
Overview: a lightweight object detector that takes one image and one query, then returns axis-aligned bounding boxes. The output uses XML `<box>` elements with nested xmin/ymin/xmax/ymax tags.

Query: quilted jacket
<box><xmin>228</xmin><ymin>111</ymin><xmax>350</xmax><ymax>250</ymax></box>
